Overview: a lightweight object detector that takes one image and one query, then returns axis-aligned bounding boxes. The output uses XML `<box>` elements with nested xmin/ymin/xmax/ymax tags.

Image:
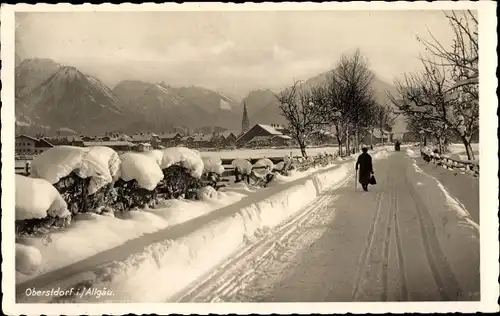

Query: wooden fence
<box><xmin>420</xmin><ymin>149</ymin><xmax>479</xmax><ymax>177</ymax></box>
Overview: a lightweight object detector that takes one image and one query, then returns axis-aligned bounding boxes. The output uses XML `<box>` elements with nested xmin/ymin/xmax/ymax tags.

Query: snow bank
<box><xmin>232</xmin><ymin>158</ymin><xmax>252</xmax><ymax>175</ymax></box>
<box><xmin>201</xmin><ymin>156</ymin><xmax>224</xmax><ymax>175</ymax></box>
<box><xmin>252</xmin><ymin>158</ymin><xmax>274</xmax><ymax>177</ymax></box>
<box><xmin>405</xmin><ymin>148</ymin><xmax>420</xmax><ymax>158</ymax></box>
<box><xmin>38</xmin><ymin>162</ymin><xmax>351</xmax><ymax>303</ymax></box>
<box><xmin>15</xmin><ymin>186</ymin><xmax>248</xmax><ymax>285</ymax></box>
<box><xmin>373</xmin><ymin>149</ymin><xmax>391</xmax><ymax>160</ymax></box>
<box><xmin>160</xmin><ymin>147</ymin><xmax>204</xmax><ymax>178</ymax></box>
<box><xmin>30</xmin><ymin>146</ymin><xmax>121</xmax><ymax>195</ymax></box>
<box><xmin>410</xmin><ymin>160</ymin><xmax>479</xmax><ymax>298</ymax></box>
<box><xmin>15</xmin><ymin>175</ymin><xmax>70</xmax><ymax>220</ymax></box>
<box><xmin>16</xmin><ymin>243</ymin><xmax>42</xmax><ymax>275</ymax></box>
<box><xmin>119</xmin><ymin>153</ymin><xmax>164</xmax><ymax>191</ymax></box>
<box><xmin>196</xmin><ymin>186</ymin><xmax>218</xmax><ymax>201</ymax></box>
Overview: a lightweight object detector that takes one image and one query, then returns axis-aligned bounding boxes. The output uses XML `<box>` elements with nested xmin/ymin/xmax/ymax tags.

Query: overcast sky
<box><xmin>16</xmin><ymin>10</ymin><xmax>457</xmax><ymax>98</ymax></box>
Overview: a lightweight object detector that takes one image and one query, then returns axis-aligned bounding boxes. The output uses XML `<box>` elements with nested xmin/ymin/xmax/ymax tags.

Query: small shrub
<box><xmin>53</xmin><ymin>173</ymin><xmax>117</xmax><ymax>214</ymax></box>
<box><xmin>113</xmin><ymin>179</ymin><xmax>157</xmax><ymax>211</ymax></box>
<box><xmin>157</xmin><ymin>165</ymin><xmax>202</xmax><ymax>200</ymax></box>
<box><xmin>201</xmin><ymin>172</ymin><xmax>221</xmax><ymax>189</ymax></box>
<box><xmin>15</xmin><ymin>216</ymin><xmax>71</xmax><ymax>237</ymax></box>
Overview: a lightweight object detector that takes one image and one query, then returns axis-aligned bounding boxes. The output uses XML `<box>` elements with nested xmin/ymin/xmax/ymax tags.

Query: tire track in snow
<box><xmin>177</xmin><ymin>173</ymin><xmax>353</xmax><ymax>302</ymax></box>
<box><xmin>380</xmin><ymin>175</ymin><xmax>395</xmax><ymax>301</ymax></box>
<box><xmin>180</xmin><ymin>194</ymin><xmax>333</xmax><ymax>302</ymax></box>
<box><xmin>207</xmin><ymin>197</ymin><xmax>333</xmax><ymax>302</ymax></box>
<box><xmin>392</xmin><ymin>178</ymin><xmax>409</xmax><ymax>301</ymax></box>
<box><xmin>404</xmin><ymin>169</ymin><xmax>462</xmax><ymax>300</ymax></box>
<box><xmin>350</xmin><ymin>182</ymin><xmax>386</xmax><ymax>301</ymax></box>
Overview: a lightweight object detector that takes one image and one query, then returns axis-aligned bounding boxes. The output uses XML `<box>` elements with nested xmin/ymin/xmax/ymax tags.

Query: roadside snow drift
<box><xmin>22</xmin><ymin>161</ymin><xmax>352</xmax><ymax>303</ymax></box>
<box><xmin>405</xmin><ymin>148</ymin><xmax>420</xmax><ymax>158</ymax></box>
<box><xmin>410</xmin><ymin>160</ymin><xmax>479</xmax><ymax>298</ymax></box>
<box><xmin>16</xmin><ymin>243</ymin><xmax>43</xmax><ymax>276</ymax></box>
<box><xmin>15</xmin><ymin>175</ymin><xmax>71</xmax><ymax>276</ymax></box>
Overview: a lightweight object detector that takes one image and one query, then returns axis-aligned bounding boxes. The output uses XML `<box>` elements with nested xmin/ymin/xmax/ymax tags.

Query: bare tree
<box><xmin>275</xmin><ymin>81</ymin><xmax>324</xmax><ymax>158</ymax></box>
<box><xmin>412</xmin><ymin>10</ymin><xmax>479</xmax><ymax>159</ymax></box>
<box><xmin>390</xmin><ymin>59</ymin><xmax>474</xmax><ymax>156</ymax></box>
<box><xmin>418</xmin><ymin>10</ymin><xmax>478</xmax><ymax>91</ymax></box>
<box><xmin>323</xmin><ymin>49</ymin><xmax>377</xmax><ymax>154</ymax></box>
<box><xmin>408</xmin><ymin>110</ymin><xmax>455</xmax><ymax>154</ymax></box>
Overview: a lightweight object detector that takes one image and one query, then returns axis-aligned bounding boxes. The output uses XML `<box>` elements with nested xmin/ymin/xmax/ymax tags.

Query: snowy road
<box><xmin>177</xmin><ymin>152</ymin><xmax>480</xmax><ymax>302</ymax></box>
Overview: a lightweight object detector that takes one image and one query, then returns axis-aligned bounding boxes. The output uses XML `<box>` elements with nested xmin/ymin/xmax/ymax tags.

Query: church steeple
<box><xmin>241</xmin><ymin>102</ymin><xmax>249</xmax><ymax>133</ymax></box>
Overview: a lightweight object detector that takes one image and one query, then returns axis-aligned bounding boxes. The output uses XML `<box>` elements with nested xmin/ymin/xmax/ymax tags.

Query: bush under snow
<box><xmin>274</xmin><ymin>161</ymin><xmax>285</xmax><ymax>171</ymax></box>
<box><xmin>232</xmin><ymin>158</ymin><xmax>253</xmax><ymax>175</ymax></box>
<box><xmin>16</xmin><ymin>174</ymin><xmax>70</xmax><ymax>221</ymax></box>
<box><xmin>202</xmin><ymin>156</ymin><xmax>225</xmax><ymax>175</ymax></box>
<box><xmin>16</xmin><ymin>243</ymin><xmax>42</xmax><ymax>275</ymax></box>
<box><xmin>119</xmin><ymin>152</ymin><xmax>164</xmax><ymax>191</ymax></box>
<box><xmin>160</xmin><ymin>147</ymin><xmax>204</xmax><ymax>178</ymax></box>
<box><xmin>30</xmin><ymin>146</ymin><xmax>121</xmax><ymax>195</ymax></box>
<box><xmin>139</xmin><ymin>149</ymin><xmax>164</xmax><ymax>167</ymax></box>
<box><xmin>197</xmin><ymin>186</ymin><xmax>218</xmax><ymax>201</ymax></box>
<box><xmin>253</xmin><ymin>158</ymin><xmax>274</xmax><ymax>177</ymax></box>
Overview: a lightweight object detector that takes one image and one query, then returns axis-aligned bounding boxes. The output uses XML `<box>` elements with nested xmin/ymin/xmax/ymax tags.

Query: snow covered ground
<box><xmin>447</xmin><ymin>143</ymin><xmax>479</xmax><ymax>161</ymax></box>
<box><xmin>17</xmin><ymin>145</ymin><xmax>479</xmax><ymax>304</ymax></box>
<box><xmin>16</xmin><ymin>147</ymin><xmax>380</xmax><ymax>302</ymax></box>
<box><xmin>174</xmin><ymin>151</ymin><xmax>479</xmax><ymax>303</ymax></box>
<box><xmin>16</xmin><ymin>146</ymin><xmax>375</xmax><ymax>287</ymax></box>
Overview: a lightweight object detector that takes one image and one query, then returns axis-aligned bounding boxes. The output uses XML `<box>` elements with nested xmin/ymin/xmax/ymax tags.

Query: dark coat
<box><xmin>356</xmin><ymin>152</ymin><xmax>374</xmax><ymax>185</ymax></box>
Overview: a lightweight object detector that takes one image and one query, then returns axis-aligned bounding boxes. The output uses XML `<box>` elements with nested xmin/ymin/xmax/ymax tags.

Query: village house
<box><xmin>81</xmin><ymin>136</ymin><xmax>96</xmax><ymax>142</ymax></box>
<box><xmin>34</xmin><ymin>138</ymin><xmax>55</xmax><ymax>154</ymax></box>
<box><xmin>246</xmin><ymin>134</ymin><xmax>292</xmax><ymax>148</ymax></box>
<box><xmin>179</xmin><ymin>135</ymin><xmax>194</xmax><ymax>146</ymax></box>
<box><xmin>210</xmin><ymin>130</ymin><xmax>239</xmax><ymax>148</ymax></box>
<box><xmin>310</xmin><ymin>130</ymin><xmax>338</xmax><ymax>145</ymax></box>
<box><xmin>131</xmin><ymin>133</ymin><xmax>162</xmax><ymax>148</ymax></box>
<box><xmin>402</xmin><ymin>131</ymin><xmax>420</xmax><ymax>143</ymax></box>
<box><xmin>269</xmin><ymin>124</ymin><xmax>287</xmax><ymax>134</ymax></box>
<box><xmin>191</xmin><ymin>134</ymin><xmax>214</xmax><ymax>148</ymax></box>
<box><xmin>158</xmin><ymin>132</ymin><xmax>182</xmax><ymax>147</ymax></box>
<box><xmin>82</xmin><ymin>140</ymin><xmax>136</xmax><ymax>152</ymax></box>
<box><xmin>137</xmin><ymin>143</ymin><xmax>152</xmax><ymax>152</ymax></box>
<box><xmin>116</xmin><ymin>133</ymin><xmax>134</xmax><ymax>142</ymax></box>
<box><xmin>236</xmin><ymin>124</ymin><xmax>290</xmax><ymax>147</ymax></box>
<box><xmin>15</xmin><ymin>135</ymin><xmax>55</xmax><ymax>156</ymax></box>
<box><xmin>271</xmin><ymin>134</ymin><xmax>293</xmax><ymax>146</ymax></box>
<box><xmin>44</xmin><ymin>135</ymin><xmax>82</xmax><ymax>146</ymax></box>
<box><xmin>219</xmin><ymin>130</ymin><xmax>239</xmax><ymax>147</ymax></box>
<box><xmin>362</xmin><ymin>128</ymin><xmax>393</xmax><ymax>145</ymax></box>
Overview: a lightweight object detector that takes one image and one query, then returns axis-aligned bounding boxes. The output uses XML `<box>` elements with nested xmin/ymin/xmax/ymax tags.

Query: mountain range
<box><xmin>14</xmin><ymin>58</ymin><xmax>406</xmax><ymax>136</ymax></box>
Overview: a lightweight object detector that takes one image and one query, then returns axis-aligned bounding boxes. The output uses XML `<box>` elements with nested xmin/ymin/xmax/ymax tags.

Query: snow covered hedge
<box><xmin>16</xmin><ymin>145</ymin><xmax>338</xmax><ymax>236</ymax></box>
<box><xmin>17</xmin><ymin>146</ymin><xmax>207</xmax><ymax>234</ymax></box>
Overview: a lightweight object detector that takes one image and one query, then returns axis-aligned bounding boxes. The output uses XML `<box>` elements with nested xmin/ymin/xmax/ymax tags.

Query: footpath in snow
<box><xmin>16</xmin><ymin>148</ymin><xmax>392</xmax><ymax>303</ymax></box>
<box><xmin>178</xmin><ymin>149</ymin><xmax>480</xmax><ymax>302</ymax></box>
<box><xmin>407</xmin><ymin>148</ymin><xmax>479</xmax><ymax>224</ymax></box>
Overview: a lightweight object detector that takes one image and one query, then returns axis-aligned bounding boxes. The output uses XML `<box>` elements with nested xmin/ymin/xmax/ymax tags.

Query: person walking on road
<box><xmin>356</xmin><ymin>145</ymin><xmax>374</xmax><ymax>192</ymax></box>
